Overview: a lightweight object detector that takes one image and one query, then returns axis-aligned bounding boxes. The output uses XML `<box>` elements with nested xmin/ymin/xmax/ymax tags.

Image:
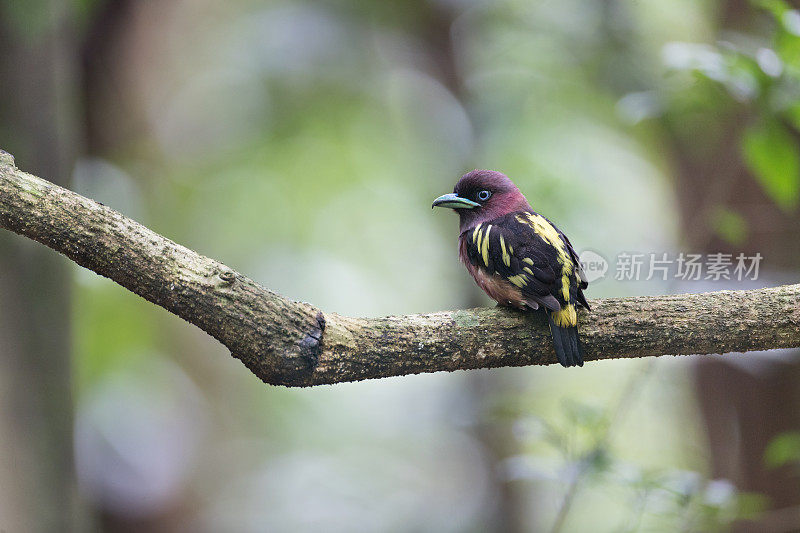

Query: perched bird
<box><xmin>432</xmin><ymin>170</ymin><xmax>589</xmax><ymax>367</ymax></box>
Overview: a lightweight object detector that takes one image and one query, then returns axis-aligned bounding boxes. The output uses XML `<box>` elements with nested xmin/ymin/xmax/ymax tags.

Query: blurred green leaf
<box><xmin>764</xmin><ymin>431</ymin><xmax>800</xmax><ymax>467</ymax></box>
<box><xmin>709</xmin><ymin>206</ymin><xmax>748</xmax><ymax>245</ymax></box>
<box><xmin>753</xmin><ymin>0</ymin><xmax>791</xmax><ymax>19</ymax></box>
<box><xmin>735</xmin><ymin>492</ymin><xmax>770</xmax><ymax>520</ymax></box>
<box><xmin>742</xmin><ymin>119</ymin><xmax>800</xmax><ymax>211</ymax></box>
<box><xmin>786</xmin><ymin>101</ymin><xmax>800</xmax><ymax>129</ymax></box>
<box><xmin>775</xmin><ymin>29</ymin><xmax>800</xmax><ymax>70</ymax></box>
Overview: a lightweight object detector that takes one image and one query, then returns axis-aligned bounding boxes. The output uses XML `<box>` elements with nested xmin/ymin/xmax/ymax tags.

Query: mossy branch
<box><xmin>1</xmin><ymin>150</ymin><xmax>798</xmax><ymax>387</ymax></box>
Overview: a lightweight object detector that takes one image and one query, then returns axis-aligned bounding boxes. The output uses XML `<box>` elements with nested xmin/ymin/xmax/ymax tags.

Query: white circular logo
<box><xmin>578</xmin><ymin>250</ymin><xmax>608</xmax><ymax>283</ymax></box>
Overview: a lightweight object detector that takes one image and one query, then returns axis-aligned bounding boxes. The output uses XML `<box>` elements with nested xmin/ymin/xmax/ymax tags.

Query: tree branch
<box><xmin>1</xmin><ymin>150</ymin><xmax>798</xmax><ymax>386</ymax></box>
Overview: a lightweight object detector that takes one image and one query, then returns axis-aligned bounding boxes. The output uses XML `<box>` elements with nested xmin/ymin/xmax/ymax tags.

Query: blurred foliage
<box><xmin>765</xmin><ymin>431</ymin><xmax>800</xmax><ymax>468</ymax></box>
<box><xmin>6</xmin><ymin>0</ymin><xmax>784</xmax><ymax>530</ymax></box>
<box><xmin>743</xmin><ymin>118</ymin><xmax>799</xmax><ymax>212</ymax></box>
<box><xmin>659</xmin><ymin>0</ymin><xmax>800</xmax><ymax>213</ymax></box>
<box><xmin>491</xmin><ymin>363</ymin><xmax>768</xmax><ymax>531</ymax></box>
<box><xmin>709</xmin><ymin>205</ymin><xmax>749</xmax><ymax>244</ymax></box>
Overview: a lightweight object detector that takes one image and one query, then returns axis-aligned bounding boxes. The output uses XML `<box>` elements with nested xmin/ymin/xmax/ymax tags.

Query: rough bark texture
<box><xmin>1</xmin><ymin>151</ymin><xmax>799</xmax><ymax>387</ymax></box>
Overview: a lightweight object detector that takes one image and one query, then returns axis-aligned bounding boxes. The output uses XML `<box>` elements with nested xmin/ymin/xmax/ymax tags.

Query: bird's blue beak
<box><xmin>432</xmin><ymin>193</ymin><xmax>480</xmax><ymax>209</ymax></box>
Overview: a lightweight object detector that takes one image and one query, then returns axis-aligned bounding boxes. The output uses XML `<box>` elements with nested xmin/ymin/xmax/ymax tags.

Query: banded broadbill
<box><xmin>433</xmin><ymin>170</ymin><xmax>589</xmax><ymax>367</ymax></box>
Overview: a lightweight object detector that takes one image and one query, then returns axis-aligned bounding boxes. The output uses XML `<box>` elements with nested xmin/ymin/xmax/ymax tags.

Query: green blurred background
<box><xmin>1</xmin><ymin>0</ymin><xmax>799</xmax><ymax>531</ymax></box>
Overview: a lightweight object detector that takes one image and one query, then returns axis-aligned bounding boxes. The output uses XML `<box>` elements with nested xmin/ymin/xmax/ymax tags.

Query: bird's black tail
<box><xmin>547</xmin><ymin>314</ymin><xmax>584</xmax><ymax>367</ymax></box>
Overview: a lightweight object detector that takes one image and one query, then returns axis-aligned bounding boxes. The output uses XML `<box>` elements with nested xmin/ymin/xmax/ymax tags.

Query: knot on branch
<box><xmin>298</xmin><ymin>312</ymin><xmax>326</xmax><ymax>366</ymax></box>
<box><xmin>216</xmin><ymin>268</ymin><xmax>236</xmax><ymax>286</ymax></box>
<box><xmin>238</xmin><ymin>306</ymin><xmax>328</xmax><ymax>387</ymax></box>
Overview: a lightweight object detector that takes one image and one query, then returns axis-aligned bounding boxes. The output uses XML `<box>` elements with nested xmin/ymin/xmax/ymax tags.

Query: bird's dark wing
<box><xmin>462</xmin><ymin>213</ymin><xmax>573</xmax><ymax>313</ymax></box>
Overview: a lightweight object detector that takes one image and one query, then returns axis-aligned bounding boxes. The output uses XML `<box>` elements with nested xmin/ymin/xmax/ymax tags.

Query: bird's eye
<box><xmin>477</xmin><ymin>190</ymin><xmax>491</xmax><ymax>201</ymax></box>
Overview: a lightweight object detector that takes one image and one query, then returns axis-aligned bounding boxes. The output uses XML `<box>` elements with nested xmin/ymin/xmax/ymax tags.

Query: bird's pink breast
<box><xmin>458</xmin><ymin>235</ymin><xmax>527</xmax><ymax>309</ymax></box>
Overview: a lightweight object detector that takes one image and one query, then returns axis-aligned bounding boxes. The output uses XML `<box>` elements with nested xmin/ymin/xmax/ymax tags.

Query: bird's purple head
<box><xmin>432</xmin><ymin>170</ymin><xmax>531</xmax><ymax>232</ymax></box>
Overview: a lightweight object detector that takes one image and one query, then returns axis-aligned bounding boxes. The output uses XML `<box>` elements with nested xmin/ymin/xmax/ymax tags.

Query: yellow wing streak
<box><xmin>561</xmin><ymin>274</ymin><xmax>571</xmax><ymax>301</ymax></box>
<box><xmin>500</xmin><ymin>235</ymin><xmax>511</xmax><ymax>267</ymax></box>
<box><xmin>516</xmin><ymin>212</ymin><xmax>575</xmax><ymax>306</ymax></box>
<box><xmin>508</xmin><ymin>274</ymin><xmax>528</xmax><ymax>287</ymax></box>
<box><xmin>515</xmin><ymin>213</ymin><xmax>562</xmax><ymax>250</ymax></box>
<box><xmin>481</xmin><ymin>225</ymin><xmax>492</xmax><ymax>267</ymax></box>
<box><xmin>472</xmin><ymin>223</ymin><xmax>482</xmax><ymax>245</ymax></box>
